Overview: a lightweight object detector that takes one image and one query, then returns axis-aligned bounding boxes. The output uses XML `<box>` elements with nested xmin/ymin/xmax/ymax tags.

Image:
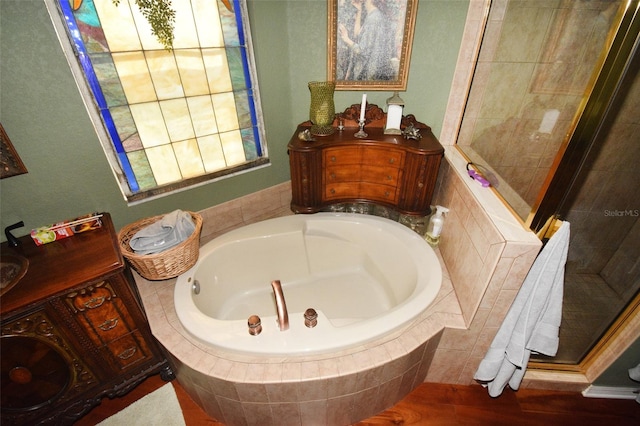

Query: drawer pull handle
<box><xmin>386</xmin><ymin>175</ymin><xmax>393</xmax><ymax>181</ymax></box>
<box><xmin>385</xmin><ymin>191</ymin><xmax>390</xmax><ymax>197</ymax></box>
<box><xmin>84</xmin><ymin>296</ymin><xmax>105</xmax><ymax>309</ymax></box>
<box><xmin>118</xmin><ymin>347</ymin><xmax>137</xmax><ymax>360</ymax></box>
<box><xmin>330</xmin><ymin>173</ymin><xmax>336</xmax><ymax>179</ymax></box>
<box><xmin>330</xmin><ymin>188</ymin><xmax>336</xmax><ymax>194</ymax></box>
<box><xmin>331</xmin><ymin>156</ymin><xmax>336</xmax><ymax>162</ymax></box>
<box><xmin>389</xmin><ymin>158</ymin><xmax>395</xmax><ymax>164</ymax></box>
<box><xmin>99</xmin><ymin>318</ymin><xmax>119</xmax><ymax>331</ymax></box>
<box><xmin>418</xmin><ymin>182</ymin><xmax>424</xmax><ymax>188</ymax></box>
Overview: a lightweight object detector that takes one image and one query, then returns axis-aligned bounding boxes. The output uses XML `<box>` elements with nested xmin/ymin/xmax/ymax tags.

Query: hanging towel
<box><xmin>129</xmin><ymin>210</ymin><xmax>196</xmax><ymax>255</ymax></box>
<box><xmin>474</xmin><ymin>221</ymin><xmax>570</xmax><ymax>397</ymax></box>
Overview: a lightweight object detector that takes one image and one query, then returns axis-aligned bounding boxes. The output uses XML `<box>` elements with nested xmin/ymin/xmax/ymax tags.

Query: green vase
<box><xmin>308</xmin><ymin>81</ymin><xmax>336</xmax><ymax>136</ymax></box>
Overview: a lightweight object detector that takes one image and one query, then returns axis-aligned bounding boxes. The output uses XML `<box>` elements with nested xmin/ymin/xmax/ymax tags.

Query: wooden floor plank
<box><xmin>73</xmin><ymin>375</ymin><xmax>640</xmax><ymax>425</ymax></box>
<box><xmin>355</xmin><ymin>402</ymin><xmax>457</xmax><ymax>426</ymax></box>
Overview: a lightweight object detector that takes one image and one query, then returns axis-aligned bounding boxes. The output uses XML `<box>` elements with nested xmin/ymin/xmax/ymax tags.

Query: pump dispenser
<box><xmin>425</xmin><ymin>206</ymin><xmax>449</xmax><ymax>247</ymax></box>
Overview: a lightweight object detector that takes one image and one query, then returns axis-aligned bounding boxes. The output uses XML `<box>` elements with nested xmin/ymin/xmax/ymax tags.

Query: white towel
<box><xmin>129</xmin><ymin>210</ymin><xmax>196</xmax><ymax>255</ymax></box>
<box><xmin>474</xmin><ymin>221</ymin><xmax>570</xmax><ymax>397</ymax></box>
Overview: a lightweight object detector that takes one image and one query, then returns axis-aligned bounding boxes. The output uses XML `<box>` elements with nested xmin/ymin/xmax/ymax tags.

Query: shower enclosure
<box><xmin>457</xmin><ymin>0</ymin><xmax>639</xmax><ymax>365</ymax></box>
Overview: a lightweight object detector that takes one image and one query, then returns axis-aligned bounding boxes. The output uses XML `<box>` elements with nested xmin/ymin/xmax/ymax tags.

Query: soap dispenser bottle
<box><xmin>425</xmin><ymin>206</ymin><xmax>449</xmax><ymax>247</ymax></box>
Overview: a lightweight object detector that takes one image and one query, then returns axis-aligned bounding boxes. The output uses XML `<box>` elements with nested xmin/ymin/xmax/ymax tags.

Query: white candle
<box><xmin>359</xmin><ymin>94</ymin><xmax>367</xmax><ymax>122</ymax></box>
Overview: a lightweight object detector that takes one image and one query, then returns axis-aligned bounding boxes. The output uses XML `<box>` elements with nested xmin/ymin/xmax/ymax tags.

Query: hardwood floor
<box><xmin>74</xmin><ymin>374</ymin><xmax>640</xmax><ymax>425</ymax></box>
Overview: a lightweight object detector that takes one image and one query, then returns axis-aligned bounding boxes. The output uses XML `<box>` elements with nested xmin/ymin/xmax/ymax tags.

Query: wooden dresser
<box><xmin>0</xmin><ymin>213</ymin><xmax>172</xmax><ymax>425</ymax></box>
<box><xmin>288</xmin><ymin>104</ymin><xmax>444</xmax><ymax>216</ymax></box>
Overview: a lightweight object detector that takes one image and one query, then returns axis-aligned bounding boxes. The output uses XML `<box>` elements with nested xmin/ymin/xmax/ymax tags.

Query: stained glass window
<box><xmin>50</xmin><ymin>0</ymin><xmax>267</xmax><ymax>202</ymax></box>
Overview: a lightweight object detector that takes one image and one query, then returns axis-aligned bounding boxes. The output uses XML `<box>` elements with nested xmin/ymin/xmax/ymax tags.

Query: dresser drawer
<box><xmin>361</xmin><ymin>165</ymin><xmax>400</xmax><ymax>186</ymax></box>
<box><xmin>324</xmin><ymin>148</ymin><xmax>360</xmax><ymax>166</ymax></box>
<box><xmin>105</xmin><ymin>331</ymin><xmax>150</xmax><ymax>370</ymax></box>
<box><xmin>65</xmin><ymin>281</ymin><xmax>134</xmax><ymax>346</ymax></box>
<box><xmin>325</xmin><ymin>183</ymin><xmax>359</xmax><ymax>200</ymax></box>
<box><xmin>90</xmin><ymin>311</ymin><xmax>129</xmax><ymax>344</ymax></box>
<box><xmin>325</xmin><ymin>182</ymin><xmax>398</xmax><ymax>203</ymax></box>
<box><xmin>362</xmin><ymin>147</ymin><xmax>404</xmax><ymax>167</ymax></box>
<box><xmin>360</xmin><ymin>183</ymin><xmax>398</xmax><ymax>203</ymax></box>
<box><xmin>325</xmin><ymin>166</ymin><xmax>360</xmax><ymax>183</ymax></box>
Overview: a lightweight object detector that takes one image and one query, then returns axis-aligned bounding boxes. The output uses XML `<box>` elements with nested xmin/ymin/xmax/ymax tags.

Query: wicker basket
<box><xmin>118</xmin><ymin>211</ymin><xmax>202</xmax><ymax>280</ymax></box>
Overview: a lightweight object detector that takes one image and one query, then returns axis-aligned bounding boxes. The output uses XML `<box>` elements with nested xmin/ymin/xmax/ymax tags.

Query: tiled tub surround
<box><xmin>135</xmin><ymin>250</ymin><xmax>463</xmax><ymax>426</ymax></box>
<box><xmin>426</xmin><ymin>151</ymin><xmax>542</xmax><ymax>385</ymax></box>
<box><xmin>132</xmin><ymin>181</ymin><xmax>466</xmax><ymax>425</ymax></box>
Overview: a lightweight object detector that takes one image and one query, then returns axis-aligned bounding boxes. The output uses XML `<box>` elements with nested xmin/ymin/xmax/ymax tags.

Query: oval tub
<box><xmin>175</xmin><ymin>213</ymin><xmax>442</xmax><ymax>356</ymax></box>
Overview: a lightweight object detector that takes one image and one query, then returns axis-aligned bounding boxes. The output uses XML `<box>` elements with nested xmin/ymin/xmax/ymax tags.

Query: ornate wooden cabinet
<box><xmin>288</xmin><ymin>104</ymin><xmax>444</xmax><ymax>216</ymax></box>
<box><xmin>0</xmin><ymin>213</ymin><xmax>172</xmax><ymax>425</ymax></box>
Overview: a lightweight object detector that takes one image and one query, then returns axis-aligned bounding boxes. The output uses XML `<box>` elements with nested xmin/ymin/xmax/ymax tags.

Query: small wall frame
<box><xmin>0</xmin><ymin>123</ymin><xmax>27</xmax><ymax>179</ymax></box>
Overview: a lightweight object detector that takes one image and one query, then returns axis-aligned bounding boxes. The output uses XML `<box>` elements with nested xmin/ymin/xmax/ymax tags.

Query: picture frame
<box><xmin>328</xmin><ymin>0</ymin><xmax>418</xmax><ymax>91</ymax></box>
<box><xmin>1</xmin><ymin>123</ymin><xmax>28</xmax><ymax>179</ymax></box>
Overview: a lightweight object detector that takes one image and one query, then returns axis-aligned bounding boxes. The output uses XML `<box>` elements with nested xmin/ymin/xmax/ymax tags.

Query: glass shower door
<box><xmin>531</xmin><ymin>28</ymin><xmax>640</xmax><ymax>364</ymax></box>
<box><xmin>457</xmin><ymin>0</ymin><xmax>640</xmax><ymax>365</ymax></box>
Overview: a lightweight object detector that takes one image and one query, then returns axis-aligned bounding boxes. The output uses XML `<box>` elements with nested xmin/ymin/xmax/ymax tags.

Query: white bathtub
<box><xmin>174</xmin><ymin>213</ymin><xmax>442</xmax><ymax>356</ymax></box>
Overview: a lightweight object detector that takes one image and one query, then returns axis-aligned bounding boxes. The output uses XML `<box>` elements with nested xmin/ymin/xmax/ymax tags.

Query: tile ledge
<box><xmin>444</xmin><ymin>146</ymin><xmax>540</xmax><ymax>246</ymax></box>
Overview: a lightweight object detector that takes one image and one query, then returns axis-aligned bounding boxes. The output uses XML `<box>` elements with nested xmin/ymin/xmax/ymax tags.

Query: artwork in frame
<box><xmin>328</xmin><ymin>0</ymin><xmax>418</xmax><ymax>91</ymax></box>
<box><xmin>0</xmin><ymin>123</ymin><xmax>27</xmax><ymax>179</ymax></box>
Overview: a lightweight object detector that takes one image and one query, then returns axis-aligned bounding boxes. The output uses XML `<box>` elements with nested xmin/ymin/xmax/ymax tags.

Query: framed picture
<box><xmin>328</xmin><ymin>0</ymin><xmax>418</xmax><ymax>91</ymax></box>
<box><xmin>1</xmin><ymin>123</ymin><xmax>27</xmax><ymax>179</ymax></box>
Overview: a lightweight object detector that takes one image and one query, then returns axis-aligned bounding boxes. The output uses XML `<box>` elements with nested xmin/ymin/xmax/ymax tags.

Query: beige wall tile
<box><xmin>217</xmin><ymin>396</ymin><xmax>245</xmax><ymax>426</ymax></box>
<box><xmin>426</xmin><ymin>349</ymin><xmax>469</xmax><ymax>383</ymax></box>
<box><xmin>241</xmin><ymin>402</ymin><xmax>272</xmax><ymax>425</ymax></box>
<box><xmin>299</xmin><ymin>399</ymin><xmax>327</xmax><ymax>425</ymax></box>
<box><xmin>327</xmin><ymin>394</ymin><xmax>355</xmax><ymax>425</ymax></box>
<box><xmin>236</xmin><ymin>382</ymin><xmax>268</xmax><ymax>403</ymax></box>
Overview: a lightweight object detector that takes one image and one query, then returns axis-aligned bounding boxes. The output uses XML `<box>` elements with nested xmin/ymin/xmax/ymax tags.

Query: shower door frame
<box><xmin>528</xmin><ymin>0</ymin><xmax>640</xmax><ymax>372</ymax></box>
<box><xmin>453</xmin><ymin>0</ymin><xmax>640</xmax><ymax>373</ymax></box>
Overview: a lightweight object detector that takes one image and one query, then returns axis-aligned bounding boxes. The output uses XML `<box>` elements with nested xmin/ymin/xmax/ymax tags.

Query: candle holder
<box><xmin>354</xmin><ymin>119</ymin><xmax>368</xmax><ymax>138</ymax></box>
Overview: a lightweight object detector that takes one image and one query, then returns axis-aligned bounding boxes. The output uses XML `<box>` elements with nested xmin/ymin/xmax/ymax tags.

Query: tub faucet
<box><xmin>271</xmin><ymin>280</ymin><xmax>289</xmax><ymax>331</ymax></box>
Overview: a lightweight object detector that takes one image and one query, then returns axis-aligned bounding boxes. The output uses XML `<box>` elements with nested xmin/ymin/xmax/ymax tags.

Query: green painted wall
<box><xmin>0</xmin><ymin>0</ymin><xmax>468</xmax><ymax>238</ymax></box>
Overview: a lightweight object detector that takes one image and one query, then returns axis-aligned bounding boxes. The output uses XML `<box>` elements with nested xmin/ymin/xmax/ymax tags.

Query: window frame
<box><xmin>45</xmin><ymin>0</ymin><xmax>269</xmax><ymax>204</ymax></box>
